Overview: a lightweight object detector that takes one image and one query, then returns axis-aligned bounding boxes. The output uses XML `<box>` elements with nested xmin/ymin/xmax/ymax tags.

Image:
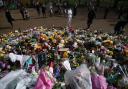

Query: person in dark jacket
<box><xmin>118</xmin><ymin>6</ymin><xmax>123</xmax><ymax>19</ymax></box>
<box><xmin>104</xmin><ymin>7</ymin><xmax>109</xmax><ymax>19</ymax></box>
<box><xmin>114</xmin><ymin>14</ymin><xmax>128</xmax><ymax>34</ymax></box>
<box><xmin>20</xmin><ymin>6</ymin><xmax>25</xmax><ymax>19</ymax></box>
<box><xmin>73</xmin><ymin>2</ymin><xmax>77</xmax><ymax>16</ymax></box>
<box><xmin>5</xmin><ymin>9</ymin><xmax>14</xmax><ymax>27</ymax></box>
<box><xmin>35</xmin><ymin>1</ymin><xmax>41</xmax><ymax>16</ymax></box>
<box><xmin>41</xmin><ymin>4</ymin><xmax>46</xmax><ymax>17</ymax></box>
<box><xmin>86</xmin><ymin>9</ymin><xmax>96</xmax><ymax>29</ymax></box>
<box><xmin>114</xmin><ymin>21</ymin><xmax>127</xmax><ymax>34</ymax></box>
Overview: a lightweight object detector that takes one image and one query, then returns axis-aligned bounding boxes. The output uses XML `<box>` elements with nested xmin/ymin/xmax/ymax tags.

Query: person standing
<box><xmin>57</xmin><ymin>2</ymin><xmax>62</xmax><ymax>15</ymax></box>
<box><xmin>5</xmin><ymin>9</ymin><xmax>14</xmax><ymax>27</ymax></box>
<box><xmin>63</xmin><ymin>1</ymin><xmax>68</xmax><ymax>16</ymax></box>
<box><xmin>41</xmin><ymin>4</ymin><xmax>46</xmax><ymax>17</ymax></box>
<box><xmin>86</xmin><ymin>9</ymin><xmax>96</xmax><ymax>30</ymax></box>
<box><xmin>49</xmin><ymin>2</ymin><xmax>53</xmax><ymax>16</ymax></box>
<box><xmin>114</xmin><ymin>14</ymin><xmax>128</xmax><ymax>34</ymax></box>
<box><xmin>19</xmin><ymin>6</ymin><xmax>25</xmax><ymax>19</ymax></box>
<box><xmin>35</xmin><ymin>1</ymin><xmax>41</xmax><ymax>16</ymax></box>
<box><xmin>73</xmin><ymin>2</ymin><xmax>77</xmax><ymax>16</ymax></box>
<box><xmin>118</xmin><ymin>6</ymin><xmax>123</xmax><ymax>19</ymax></box>
<box><xmin>24</xmin><ymin>8</ymin><xmax>30</xmax><ymax>20</ymax></box>
<box><xmin>104</xmin><ymin>7</ymin><xmax>109</xmax><ymax>19</ymax></box>
<box><xmin>67</xmin><ymin>8</ymin><xmax>72</xmax><ymax>27</ymax></box>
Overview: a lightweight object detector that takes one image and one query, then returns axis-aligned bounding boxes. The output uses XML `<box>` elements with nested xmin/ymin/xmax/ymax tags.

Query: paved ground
<box><xmin>0</xmin><ymin>8</ymin><xmax>128</xmax><ymax>34</ymax></box>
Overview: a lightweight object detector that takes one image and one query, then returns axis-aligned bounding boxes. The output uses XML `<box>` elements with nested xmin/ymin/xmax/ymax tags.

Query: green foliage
<box><xmin>68</xmin><ymin>0</ymin><xmax>75</xmax><ymax>7</ymax></box>
<box><xmin>118</xmin><ymin>1</ymin><xmax>128</xmax><ymax>8</ymax></box>
<box><xmin>100</xmin><ymin>0</ymin><xmax>114</xmax><ymax>7</ymax></box>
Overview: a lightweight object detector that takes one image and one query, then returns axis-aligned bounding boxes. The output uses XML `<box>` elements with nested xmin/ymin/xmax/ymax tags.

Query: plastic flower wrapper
<box><xmin>62</xmin><ymin>58</ymin><xmax>71</xmax><ymax>71</ymax></box>
<box><xmin>118</xmin><ymin>65</ymin><xmax>128</xmax><ymax>88</ymax></box>
<box><xmin>49</xmin><ymin>61</ymin><xmax>54</xmax><ymax>74</ymax></box>
<box><xmin>34</xmin><ymin>65</ymin><xmax>55</xmax><ymax>89</ymax></box>
<box><xmin>87</xmin><ymin>53</ymin><xmax>98</xmax><ymax>65</ymax></box>
<box><xmin>107</xmin><ymin>86</ymin><xmax>117</xmax><ymax>89</ymax></box>
<box><xmin>91</xmin><ymin>73</ymin><xmax>108</xmax><ymax>89</ymax></box>
<box><xmin>30</xmin><ymin>66</ymin><xmax>38</xmax><ymax>78</ymax></box>
<box><xmin>64</xmin><ymin>64</ymin><xmax>92</xmax><ymax>89</ymax></box>
<box><xmin>0</xmin><ymin>61</ymin><xmax>10</xmax><ymax>71</ymax></box>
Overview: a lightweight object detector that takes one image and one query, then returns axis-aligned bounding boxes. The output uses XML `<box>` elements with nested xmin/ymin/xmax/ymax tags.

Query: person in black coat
<box><xmin>20</xmin><ymin>6</ymin><xmax>25</xmax><ymax>19</ymax></box>
<box><xmin>73</xmin><ymin>2</ymin><xmax>77</xmax><ymax>16</ymax></box>
<box><xmin>114</xmin><ymin>14</ymin><xmax>128</xmax><ymax>34</ymax></box>
<box><xmin>118</xmin><ymin>6</ymin><xmax>123</xmax><ymax>19</ymax></box>
<box><xmin>104</xmin><ymin>7</ymin><xmax>109</xmax><ymax>19</ymax></box>
<box><xmin>5</xmin><ymin>9</ymin><xmax>14</xmax><ymax>27</ymax></box>
<box><xmin>42</xmin><ymin>4</ymin><xmax>46</xmax><ymax>17</ymax></box>
<box><xmin>86</xmin><ymin>9</ymin><xmax>96</xmax><ymax>29</ymax></box>
<box><xmin>35</xmin><ymin>1</ymin><xmax>41</xmax><ymax>16</ymax></box>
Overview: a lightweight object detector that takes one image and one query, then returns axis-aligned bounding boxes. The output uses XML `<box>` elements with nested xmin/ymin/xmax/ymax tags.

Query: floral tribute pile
<box><xmin>0</xmin><ymin>26</ymin><xmax>128</xmax><ymax>89</ymax></box>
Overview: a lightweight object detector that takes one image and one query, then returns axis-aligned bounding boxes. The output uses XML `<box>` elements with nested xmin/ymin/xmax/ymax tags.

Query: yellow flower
<box><xmin>49</xmin><ymin>36</ymin><xmax>54</xmax><ymax>41</ymax></box>
<box><xmin>61</xmin><ymin>31</ymin><xmax>65</xmax><ymax>35</ymax></box>
<box><xmin>63</xmin><ymin>52</ymin><xmax>68</xmax><ymax>58</ymax></box>
<box><xmin>40</xmin><ymin>34</ymin><xmax>48</xmax><ymax>41</ymax></box>
<box><xmin>34</xmin><ymin>43</ymin><xmax>42</xmax><ymax>50</ymax></box>
<box><xmin>54</xmin><ymin>32</ymin><xmax>58</xmax><ymax>36</ymax></box>
<box><xmin>107</xmin><ymin>51</ymin><xmax>113</xmax><ymax>56</ymax></box>
<box><xmin>103</xmin><ymin>40</ymin><xmax>113</xmax><ymax>46</ymax></box>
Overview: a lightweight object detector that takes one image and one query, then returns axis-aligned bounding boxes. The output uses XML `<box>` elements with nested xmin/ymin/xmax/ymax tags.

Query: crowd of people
<box><xmin>4</xmin><ymin>1</ymin><xmax>78</xmax><ymax>28</ymax></box>
<box><xmin>4</xmin><ymin>1</ymin><xmax>128</xmax><ymax>34</ymax></box>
